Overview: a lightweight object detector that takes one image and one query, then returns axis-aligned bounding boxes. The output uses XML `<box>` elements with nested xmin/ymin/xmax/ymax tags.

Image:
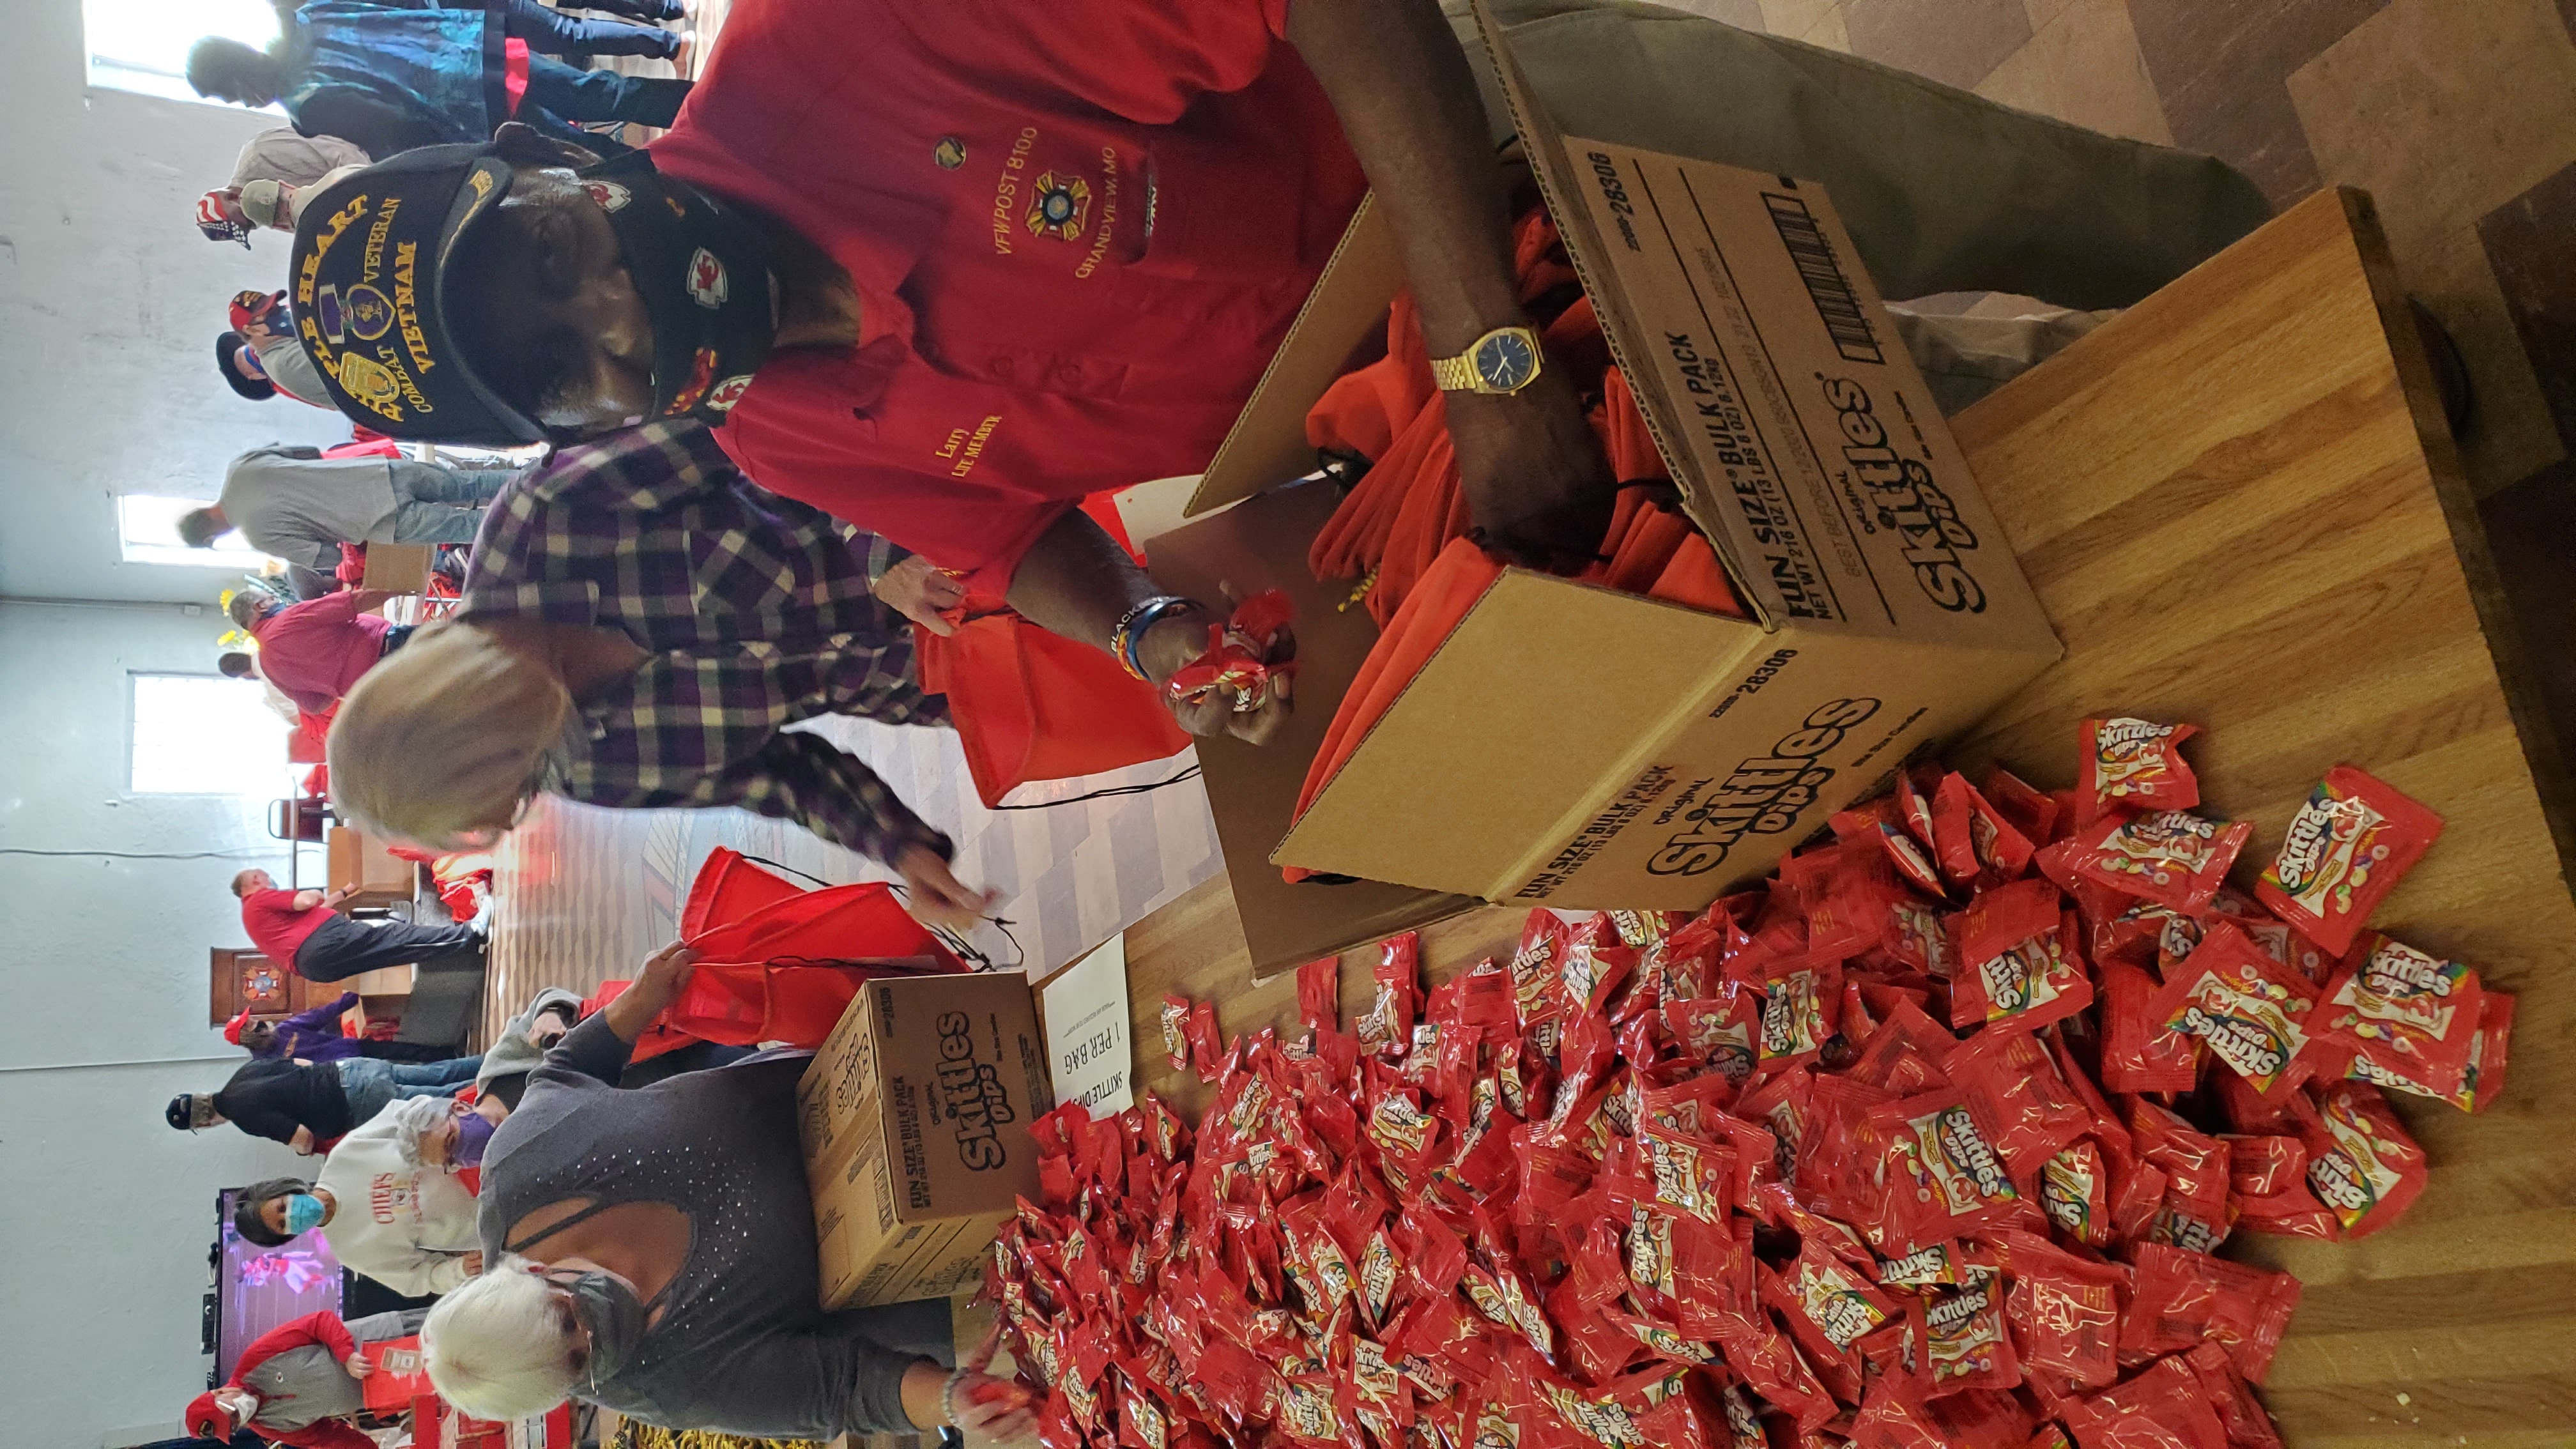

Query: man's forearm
<box><xmin>1006</xmin><ymin>508</ymin><xmax>1179</xmax><ymax>660</ymax></box>
<box><xmin>1287</xmin><ymin>0</ymin><xmax>1523</xmax><ymax>356</ymax></box>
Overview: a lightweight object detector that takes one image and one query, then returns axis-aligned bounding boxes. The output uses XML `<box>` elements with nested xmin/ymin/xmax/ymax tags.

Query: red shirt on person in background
<box><xmin>648</xmin><ymin>0</ymin><xmax>1367</xmax><ymax>597</ymax></box>
<box><xmin>243</xmin><ymin>888</ymin><xmax>335</xmax><ymax>966</ymax></box>
<box><xmin>249</xmin><ymin>591</ymin><xmax>393</xmax><ymax>714</ymax></box>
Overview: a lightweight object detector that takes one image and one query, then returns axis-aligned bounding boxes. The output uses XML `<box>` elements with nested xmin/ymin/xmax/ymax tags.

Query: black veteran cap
<box><xmin>288</xmin><ymin>143</ymin><xmax>542</xmax><ymax>446</ymax></box>
<box><xmin>288</xmin><ymin>141</ymin><xmax>775</xmax><ymax>447</ymax></box>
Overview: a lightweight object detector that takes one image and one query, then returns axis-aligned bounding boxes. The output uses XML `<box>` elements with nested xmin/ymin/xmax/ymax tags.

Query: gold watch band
<box><xmin>1430</xmin><ymin>324</ymin><xmax>1543</xmax><ymax>395</ymax></box>
<box><xmin>1429</xmin><ymin>351</ymin><xmax>1481</xmax><ymax>392</ymax></box>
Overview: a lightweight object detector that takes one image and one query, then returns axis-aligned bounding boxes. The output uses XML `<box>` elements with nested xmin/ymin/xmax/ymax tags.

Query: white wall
<box><xmin>0</xmin><ymin>0</ymin><xmax>346</xmax><ymax>606</ymax></box>
<box><xmin>0</xmin><ymin>601</ymin><xmax>309</xmax><ymax>1446</ymax></box>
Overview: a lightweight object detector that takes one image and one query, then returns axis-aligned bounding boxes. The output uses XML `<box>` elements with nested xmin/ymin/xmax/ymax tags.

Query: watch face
<box><xmin>1474</xmin><ymin>330</ymin><xmax>1539</xmax><ymax>392</ymax></box>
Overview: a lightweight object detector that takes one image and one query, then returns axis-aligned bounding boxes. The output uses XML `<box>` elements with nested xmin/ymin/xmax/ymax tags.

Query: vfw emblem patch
<box><xmin>1025</xmin><ymin>172</ymin><xmax>1092</xmax><ymax>241</ymax></box>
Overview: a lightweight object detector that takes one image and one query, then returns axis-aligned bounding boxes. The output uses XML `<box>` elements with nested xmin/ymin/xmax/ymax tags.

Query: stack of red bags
<box><xmin>989</xmin><ymin>718</ymin><xmax>2510</xmax><ymax>1449</ymax></box>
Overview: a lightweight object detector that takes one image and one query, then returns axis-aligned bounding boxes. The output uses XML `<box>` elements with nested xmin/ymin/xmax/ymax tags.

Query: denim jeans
<box><xmin>336</xmin><ymin>1054</ymin><xmax>484</xmax><ymax>1124</ymax></box>
<box><xmin>388</xmin><ymin>463</ymin><xmax>518</xmax><ymax>546</ymax></box>
<box><xmin>497</xmin><ymin>0</ymin><xmax>678</xmax><ymax>60</ymax></box>
<box><xmin>521</xmin><ymin>57</ymin><xmax>692</xmax><ymax>130</ymax></box>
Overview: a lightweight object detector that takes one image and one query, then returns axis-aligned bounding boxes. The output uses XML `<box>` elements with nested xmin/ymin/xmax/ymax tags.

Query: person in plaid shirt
<box><xmin>323</xmin><ymin>420</ymin><xmax>997</xmax><ymax>926</ymax></box>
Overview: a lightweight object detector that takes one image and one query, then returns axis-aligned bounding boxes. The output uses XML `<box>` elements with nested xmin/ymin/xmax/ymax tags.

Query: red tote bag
<box><xmin>915</xmin><ymin>611</ymin><xmax>1192</xmax><ymax>809</ymax></box>
<box><xmin>611</xmin><ymin>849</ymin><xmax>972</xmax><ymax>1060</ymax></box>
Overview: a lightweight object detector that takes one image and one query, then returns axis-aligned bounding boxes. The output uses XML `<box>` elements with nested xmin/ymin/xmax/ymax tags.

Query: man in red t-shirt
<box><xmin>280</xmin><ymin>0</ymin><xmax>2266</xmax><ymax>734</ymax></box>
<box><xmin>231</xmin><ymin>587</ymin><xmax>410</xmax><ymax>716</ymax></box>
<box><xmin>234</xmin><ymin>868</ymin><xmax>482</xmax><ymax>983</ymax></box>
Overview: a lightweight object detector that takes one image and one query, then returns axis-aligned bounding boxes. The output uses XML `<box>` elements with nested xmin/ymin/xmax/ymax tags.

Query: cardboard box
<box><xmin>1151</xmin><ymin>3</ymin><xmax>2060</xmax><ymax>970</ymax></box>
<box><xmin>798</xmin><ymin>972</ymin><xmax>1052</xmax><ymax>1309</ymax></box>
<box><xmin>361</xmin><ymin>542</ymin><xmax>431</xmax><ymax>593</ymax></box>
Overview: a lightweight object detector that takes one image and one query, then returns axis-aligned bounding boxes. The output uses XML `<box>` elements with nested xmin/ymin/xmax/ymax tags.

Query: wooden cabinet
<box><xmin>210</xmin><ymin>947</ymin><xmax>409</xmax><ymax>1028</ymax></box>
<box><xmin>327</xmin><ymin>826</ymin><xmax>417</xmax><ymax>910</ymax></box>
<box><xmin>210</xmin><ymin>948</ymin><xmax>310</xmax><ymax>1027</ymax></box>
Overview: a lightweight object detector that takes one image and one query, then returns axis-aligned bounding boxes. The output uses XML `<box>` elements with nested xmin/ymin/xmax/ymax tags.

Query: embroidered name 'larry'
<box><xmin>935</xmin><ymin>415</ymin><xmax>1004</xmax><ymax>479</ymax></box>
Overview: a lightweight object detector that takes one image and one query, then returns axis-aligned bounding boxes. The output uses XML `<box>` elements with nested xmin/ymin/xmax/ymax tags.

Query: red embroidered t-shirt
<box><xmin>243</xmin><ymin>888</ymin><xmax>332</xmax><ymax>966</ymax></box>
<box><xmin>648</xmin><ymin>0</ymin><xmax>1367</xmax><ymax>593</ymax></box>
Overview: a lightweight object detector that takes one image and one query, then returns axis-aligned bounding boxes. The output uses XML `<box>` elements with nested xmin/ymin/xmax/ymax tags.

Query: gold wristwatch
<box><xmin>1430</xmin><ymin>325</ymin><xmax>1545</xmax><ymax>395</ymax></box>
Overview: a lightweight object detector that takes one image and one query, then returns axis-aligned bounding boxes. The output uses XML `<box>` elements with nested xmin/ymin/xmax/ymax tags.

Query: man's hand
<box><xmin>873</xmin><ymin>555</ymin><xmax>968</xmax><ymax>636</ymax></box>
<box><xmin>1140</xmin><ymin>604</ymin><xmax>1296</xmax><ymax>747</ymax></box>
<box><xmin>318</xmin><ymin>886</ymin><xmax>358</xmax><ymax>910</ymax></box>
<box><xmin>896</xmin><ymin>846</ymin><xmax>1001</xmax><ymax>932</ymax></box>
<box><xmin>462</xmin><ymin>1250</ymin><xmax>486</xmax><ymax>1276</ymax></box>
<box><xmin>344</xmin><ymin>1352</ymin><xmax>374</xmax><ymax>1378</ymax></box>
<box><xmin>289</xmin><ymin>1125</ymin><xmax>318</xmax><ymax>1155</ymax></box>
<box><xmin>1448</xmin><ymin>375</ymin><xmax>1620</xmax><ymax>572</ymax></box>
<box><xmin>1284</xmin><ymin>0</ymin><xmax>1620</xmax><ymax>568</ymax></box>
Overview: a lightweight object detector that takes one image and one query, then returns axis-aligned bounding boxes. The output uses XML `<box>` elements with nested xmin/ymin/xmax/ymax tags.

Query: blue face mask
<box><xmin>283</xmin><ymin>1193</ymin><xmax>328</xmax><ymax>1235</ymax></box>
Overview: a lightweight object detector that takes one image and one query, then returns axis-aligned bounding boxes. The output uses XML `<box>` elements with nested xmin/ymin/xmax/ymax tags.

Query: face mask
<box><xmin>551</xmin><ymin>1268</ymin><xmax>648</xmax><ymax>1386</ymax></box>
<box><xmin>572</xmin><ymin>149</ymin><xmax>774</xmax><ymax>427</ymax></box>
<box><xmin>283</xmin><ymin>1193</ymin><xmax>328</xmax><ymax>1235</ymax></box>
<box><xmin>452</xmin><ymin>1110</ymin><xmax>496</xmax><ymax>1168</ymax></box>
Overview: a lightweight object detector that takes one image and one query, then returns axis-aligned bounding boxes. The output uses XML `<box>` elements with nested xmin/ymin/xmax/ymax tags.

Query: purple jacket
<box><xmin>250</xmin><ymin>992</ymin><xmax>362</xmax><ymax>1061</ymax></box>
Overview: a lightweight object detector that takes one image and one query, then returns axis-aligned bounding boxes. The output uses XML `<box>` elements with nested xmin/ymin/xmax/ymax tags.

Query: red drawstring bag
<box><xmin>912</xmin><ymin>491</ymin><xmax>1191</xmax><ymax>809</ymax></box>
<box><xmin>622</xmin><ymin>848</ymin><xmax>974</xmax><ymax>1060</ymax></box>
<box><xmin>914</xmin><ymin>609</ymin><xmax>1192</xmax><ymax>809</ymax></box>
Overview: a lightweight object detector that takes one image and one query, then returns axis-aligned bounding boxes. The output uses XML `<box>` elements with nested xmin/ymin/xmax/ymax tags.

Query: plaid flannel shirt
<box><xmin>459</xmin><ymin>421</ymin><xmax>952</xmax><ymax>866</ymax></box>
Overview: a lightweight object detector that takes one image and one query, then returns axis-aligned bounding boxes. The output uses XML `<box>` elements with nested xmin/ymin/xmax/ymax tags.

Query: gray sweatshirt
<box><xmin>219</xmin><ymin>445</ymin><xmax>405</xmax><ymax>571</ymax></box>
<box><xmin>242</xmin><ymin>1308</ymin><xmax>424</xmax><ymax>1434</ymax></box>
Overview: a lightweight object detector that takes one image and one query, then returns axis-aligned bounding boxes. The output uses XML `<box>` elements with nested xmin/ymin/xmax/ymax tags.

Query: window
<box><xmin>132</xmin><ymin>673</ymin><xmax>290</xmax><ymax>794</ymax></box>
<box><xmin>86</xmin><ymin>0</ymin><xmax>280</xmax><ymax>107</ymax></box>
<box><xmin>118</xmin><ymin>494</ymin><xmax>286</xmax><ymax>569</ymax></box>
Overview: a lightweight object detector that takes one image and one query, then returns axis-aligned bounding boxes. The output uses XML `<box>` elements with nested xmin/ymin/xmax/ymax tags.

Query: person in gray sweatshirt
<box><xmin>185</xmin><ymin>1307</ymin><xmax>426</xmax><ymax>1449</ymax></box>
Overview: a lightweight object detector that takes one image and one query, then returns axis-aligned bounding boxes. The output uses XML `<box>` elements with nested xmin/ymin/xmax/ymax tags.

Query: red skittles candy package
<box><xmin>2255</xmin><ymin>765</ymin><xmax>2444</xmax><ymax>954</ymax></box>
<box><xmin>2080</xmin><ymin>716</ymin><xmax>2202</xmax><ymax>820</ymax></box>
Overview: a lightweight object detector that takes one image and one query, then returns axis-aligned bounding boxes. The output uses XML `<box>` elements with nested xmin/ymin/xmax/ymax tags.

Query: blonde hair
<box><xmin>423</xmin><ymin>1254</ymin><xmax>583</xmax><ymax>1419</ymax></box>
<box><xmin>329</xmin><ymin>620</ymin><xmax>571</xmax><ymax>851</ymax></box>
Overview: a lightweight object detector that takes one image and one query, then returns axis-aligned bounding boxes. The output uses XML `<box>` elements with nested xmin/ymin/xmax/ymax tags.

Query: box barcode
<box><xmin>1762</xmin><ymin>192</ymin><xmax>1883</xmax><ymax>365</ymax></box>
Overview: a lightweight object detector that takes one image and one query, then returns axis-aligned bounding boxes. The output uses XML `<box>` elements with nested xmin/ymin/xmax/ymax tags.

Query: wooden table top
<box><xmin>1122</xmin><ymin>189</ymin><xmax>2575</xmax><ymax>1446</ymax></box>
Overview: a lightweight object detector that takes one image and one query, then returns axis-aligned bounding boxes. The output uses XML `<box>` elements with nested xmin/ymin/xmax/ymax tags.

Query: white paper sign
<box><xmin>1043</xmin><ymin>934</ymin><xmax>1135</xmax><ymax>1118</ymax></box>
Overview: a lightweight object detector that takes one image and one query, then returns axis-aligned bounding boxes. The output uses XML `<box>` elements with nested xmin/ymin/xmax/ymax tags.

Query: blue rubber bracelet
<box><xmin>1116</xmin><ymin>595</ymin><xmax>1193</xmax><ymax>681</ymax></box>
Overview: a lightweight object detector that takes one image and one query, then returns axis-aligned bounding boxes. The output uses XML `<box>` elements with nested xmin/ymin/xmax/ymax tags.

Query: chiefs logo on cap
<box><xmin>708</xmin><ymin>374</ymin><xmax>754</xmax><ymax>412</ymax></box>
<box><xmin>583</xmin><ymin>180</ymin><xmax>632</xmax><ymax>212</ymax></box>
<box><xmin>665</xmin><ymin>346</ymin><xmax>719</xmax><ymax>415</ymax></box>
<box><xmin>686</xmin><ymin>247</ymin><xmax>728</xmax><ymax>309</ymax></box>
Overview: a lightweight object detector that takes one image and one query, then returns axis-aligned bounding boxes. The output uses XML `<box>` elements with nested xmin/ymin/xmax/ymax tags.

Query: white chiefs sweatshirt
<box><xmin>316</xmin><ymin>1100</ymin><xmax>481</xmax><ymax>1296</ymax></box>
